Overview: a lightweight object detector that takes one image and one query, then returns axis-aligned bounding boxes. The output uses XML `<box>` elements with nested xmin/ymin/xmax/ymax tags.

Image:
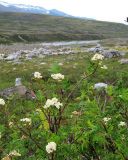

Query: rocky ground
<box><xmin>0</xmin><ymin>38</ymin><xmax>128</xmax><ymax>91</ymax></box>
<box><xmin>0</xmin><ymin>39</ymin><xmax>128</xmax><ymax>63</ymax></box>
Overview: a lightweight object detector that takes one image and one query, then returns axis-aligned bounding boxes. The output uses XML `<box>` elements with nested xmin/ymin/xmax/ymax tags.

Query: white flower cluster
<box><xmin>46</xmin><ymin>142</ymin><xmax>56</xmax><ymax>154</ymax></box>
<box><xmin>118</xmin><ymin>121</ymin><xmax>126</xmax><ymax>127</ymax></box>
<box><xmin>101</xmin><ymin>65</ymin><xmax>108</xmax><ymax>69</ymax></box>
<box><xmin>9</xmin><ymin>150</ymin><xmax>21</xmax><ymax>157</ymax></box>
<box><xmin>103</xmin><ymin>117</ymin><xmax>111</xmax><ymax>124</ymax></box>
<box><xmin>44</xmin><ymin>98</ymin><xmax>63</xmax><ymax>109</ymax></box>
<box><xmin>91</xmin><ymin>53</ymin><xmax>104</xmax><ymax>61</ymax></box>
<box><xmin>0</xmin><ymin>98</ymin><xmax>5</xmax><ymax>105</ymax></box>
<box><xmin>0</xmin><ymin>54</ymin><xmax>4</xmax><ymax>60</ymax></box>
<box><xmin>51</xmin><ymin>73</ymin><xmax>64</xmax><ymax>81</ymax></box>
<box><xmin>2</xmin><ymin>150</ymin><xmax>21</xmax><ymax>160</ymax></box>
<box><xmin>34</xmin><ymin>72</ymin><xmax>42</xmax><ymax>79</ymax></box>
<box><xmin>20</xmin><ymin>118</ymin><xmax>31</xmax><ymax>125</ymax></box>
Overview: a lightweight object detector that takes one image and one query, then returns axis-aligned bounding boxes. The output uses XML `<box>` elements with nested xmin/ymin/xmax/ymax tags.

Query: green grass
<box><xmin>0</xmin><ymin>12</ymin><xmax>128</xmax><ymax>44</ymax></box>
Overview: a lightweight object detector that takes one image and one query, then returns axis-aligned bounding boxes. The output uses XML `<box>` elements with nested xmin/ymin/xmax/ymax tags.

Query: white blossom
<box><xmin>0</xmin><ymin>98</ymin><xmax>5</xmax><ymax>105</ymax></box>
<box><xmin>91</xmin><ymin>53</ymin><xmax>104</xmax><ymax>61</ymax></box>
<box><xmin>101</xmin><ymin>65</ymin><xmax>108</xmax><ymax>69</ymax></box>
<box><xmin>103</xmin><ymin>117</ymin><xmax>111</xmax><ymax>124</ymax></box>
<box><xmin>118</xmin><ymin>121</ymin><xmax>126</xmax><ymax>127</ymax></box>
<box><xmin>51</xmin><ymin>73</ymin><xmax>64</xmax><ymax>81</ymax></box>
<box><xmin>20</xmin><ymin>118</ymin><xmax>31</xmax><ymax>125</ymax></box>
<box><xmin>0</xmin><ymin>54</ymin><xmax>4</xmax><ymax>60</ymax></box>
<box><xmin>9</xmin><ymin>150</ymin><xmax>21</xmax><ymax>156</ymax></box>
<box><xmin>44</xmin><ymin>98</ymin><xmax>63</xmax><ymax>109</ymax></box>
<box><xmin>46</xmin><ymin>142</ymin><xmax>56</xmax><ymax>154</ymax></box>
<box><xmin>34</xmin><ymin>72</ymin><xmax>42</xmax><ymax>79</ymax></box>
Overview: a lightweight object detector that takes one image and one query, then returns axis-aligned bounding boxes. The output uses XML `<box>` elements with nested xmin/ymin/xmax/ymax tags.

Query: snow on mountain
<box><xmin>0</xmin><ymin>1</ymin><xmax>71</xmax><ymax>17</ymax></box>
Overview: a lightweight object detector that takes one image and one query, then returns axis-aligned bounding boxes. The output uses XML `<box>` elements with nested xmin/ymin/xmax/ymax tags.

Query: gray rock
<box><xmin>94</xmin><ymin>83</ymin><xmax>108</xmax><ymax>89</ymax></box>
<box><xmin>15</xmin><ymin>78</ymin><xmax>22</xmax><ymax>86</ymax></box>
<box><xmin>119</xmin><ymin>58</ymin><xmax>128</xmax><ymax>64</ymax></box>
<box><xmin>5</xmin><ymin>50</ymin><xmax>23</xmax><ymax>61</ymax></box>
<box><xmin>88</xmin><ymin>44</ymin><xmax>104</xmax><ymax>53</ymax></box>
<box><xmin>0</xmin><ymin>78</ymin><xmax>36</xmax><ymax>100</ymax></box>
<box><xmin>102</xmin><ymin>50</ymin><xmax>125</xmax><ymax>58</ymax></box>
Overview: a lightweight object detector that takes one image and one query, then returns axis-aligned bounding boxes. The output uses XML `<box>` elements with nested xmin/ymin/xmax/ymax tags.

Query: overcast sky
<box><xmin>2</xmin><ymin>0</ymin><xmax>128</xmax><ymax>23</ymax></box>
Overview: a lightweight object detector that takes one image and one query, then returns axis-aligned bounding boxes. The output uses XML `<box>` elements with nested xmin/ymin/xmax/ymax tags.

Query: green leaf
<box><xmin>39</xmin><ymin>111</ymin><xmax>49</xmax><ymax>131</ymax></box>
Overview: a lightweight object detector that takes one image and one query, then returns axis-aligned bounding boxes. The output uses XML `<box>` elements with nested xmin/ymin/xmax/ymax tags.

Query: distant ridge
<box><xmin>0</xmin><ymin>12</ymin><xmax>128</xmax><ymax>44</ymax></box>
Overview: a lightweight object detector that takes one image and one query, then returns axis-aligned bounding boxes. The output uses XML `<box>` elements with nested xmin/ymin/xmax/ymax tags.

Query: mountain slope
<box><xmin>0</xmin><ymin>12</ymin><xmax>128</xmax><ymax>43</ymax></box>
<box><xmin>0</xmin><ymin>1</ymin><xmax>71</xmax><ymax>17</ymax></box>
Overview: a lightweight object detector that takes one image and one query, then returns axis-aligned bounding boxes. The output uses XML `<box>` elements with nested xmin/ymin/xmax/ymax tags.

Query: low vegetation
<box><xmin>0</xmin><ymin>43</ymin><xmax>128</xmax><ymax>159</ymax></box>
<box><xmin>0</xmin><ymin>12</ymin><xmax>128</xmax><ymax>44</ymax></box>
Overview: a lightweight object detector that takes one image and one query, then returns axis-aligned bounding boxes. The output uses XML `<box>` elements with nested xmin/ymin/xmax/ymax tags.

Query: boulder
<box><xmin>5</xmin><ymin>50</ymin><xmax>23</xmax><ymax>61</ymax></box>
<box><xmin>0</xmin><ymin>78</ymin><xmax>36</xmax><ymax>100</ymax></box>
<box><xmin>102</xmin><ymin>50</ymin><xmax>125</xmax><ymax>58</ymax></box>
<box><xmin>88</xmin><ymin>44</ymin><xmax>104</xmax><ymax>53</ymax></box>
<box><xmin>94</xmin><ymin>83</ymin><xmax>108</xmax><ymax>90</ymax></box>
<box><xmin>119</xmin><ymin>58</ymin><xmax>128</xmax><ymax>64</ymax></box>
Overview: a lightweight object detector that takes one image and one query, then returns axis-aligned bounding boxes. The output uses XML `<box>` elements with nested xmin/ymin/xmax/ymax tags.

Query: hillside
<box><xmin>0</xmin><ymin>12</ymin><xmax>128</xmax><ymax>43</ymax></box>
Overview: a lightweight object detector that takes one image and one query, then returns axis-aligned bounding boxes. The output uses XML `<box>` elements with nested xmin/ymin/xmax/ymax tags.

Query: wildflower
<box><xmin>51</xmin><ymin>73</ymin><xmax>64</xmax><ymax>81</ymax></box>
<box><xmin>44</xmin><ymin>98</ymin><xmax>63</xmax><ymax>109</ymax></box>
<box><xmin>91</xmin><ymin>53</ymin><xmax>104</xmax><ymax>61</ymax></box>
<box><xmin>9</xmin><ymin>150</ymin><xmax>21</xmax><ymax>156</ymax></box>
<box><xmin>20</xmin><ymin>118</ymin><xmax>31</xmax><ymax>125</ymax></box>
<box><xmin>34</xmin><ymin>72</ymin><xmax>42</xmax><ymax>79</ymax></box>
<box><xmin>103</xmin><ymin>117</ymin><xmax>111</xmax><ymax>124</ymax></box>
<box><xmin>118</xmin><ymin>121</ymin><xmax>126</xmax><ymax>127</ymax></box>
<box><xmin>72</xmin><ymin>111</ymin><xmax>82</xmax><ymax>116</ymax></box>
<box><xmin>0</xmin><ymin>54</ymin><xmax>4</xmax><ymax>60</ymax></box>
<box><xmin>46</xmin><ymin>142</ymin><xmax>56</xmax><ymax>154</ymax></box>
<box><xmin>9</xmin><ymin>122</ymin><xmax>13</xmax><ymax>128</ymax></box>
<box><xmin>101</xmin><ymin>65</ymin><xmax>108</xmax><ymax>69</ymax></box>
<box><xmin>94</xmin><ymin>83</ymin><xmax>108</xmax><ymax>89</ymax></box>
<box><xmin>0</xmin><ymin>98</ymin><xmax>5</xmax><ymax>105</ymax></box>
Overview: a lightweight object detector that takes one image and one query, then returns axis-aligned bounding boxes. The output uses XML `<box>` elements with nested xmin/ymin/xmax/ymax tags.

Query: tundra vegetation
<box><xmin>0</xmin><ymin>39</ymin><xmax>128</xmax><ymax>160</ymax></box>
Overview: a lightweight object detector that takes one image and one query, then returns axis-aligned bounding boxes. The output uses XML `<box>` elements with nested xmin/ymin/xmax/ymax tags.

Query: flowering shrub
<box><xmin>0</xmin><ymin>55</ymin><xmax>128</xmax><ymax>160</ymax></box>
